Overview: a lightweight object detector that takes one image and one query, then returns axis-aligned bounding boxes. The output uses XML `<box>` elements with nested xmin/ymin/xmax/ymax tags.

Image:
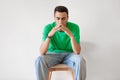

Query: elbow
<box><xmin>75</xmin><ymin>50</ymin><xmax>80</xmax><ymax>55</ymax></box>
<box><xmin>73</xmin><ymin>48</ymin><xmax>80</xmax><ymax>54</ymax></box>
<box><xmin>39</xmin><ymin>48</ymin><xmax>46</xmax><ymax>55</ymax></box>
<box><xmin>75</xmin><ymin>45</ymin><xmax>81</xmax><ymax>54</ymax></box>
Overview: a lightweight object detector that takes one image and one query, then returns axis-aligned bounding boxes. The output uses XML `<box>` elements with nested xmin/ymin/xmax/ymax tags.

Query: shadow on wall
<box><xmin>80</xmin><ymin>41</ymin><xmax>97</xmax><ymax>55</ymax></box>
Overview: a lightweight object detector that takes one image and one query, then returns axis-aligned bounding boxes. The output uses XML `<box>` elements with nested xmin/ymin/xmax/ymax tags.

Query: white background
<box><xmin>0</xmin><ymin>0</ymin><xmax>120</xmax><ymax>80</ymax></box>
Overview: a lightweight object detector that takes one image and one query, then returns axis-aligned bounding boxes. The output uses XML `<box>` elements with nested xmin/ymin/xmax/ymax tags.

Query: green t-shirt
<box><xmin>42</xmin><ymin>21</ymin><xmax>80</xmax><ymax>53</ymax></box>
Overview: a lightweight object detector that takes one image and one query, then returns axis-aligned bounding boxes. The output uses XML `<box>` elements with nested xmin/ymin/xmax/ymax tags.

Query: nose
<box><xmin>58</xmin><ymin>19</ymin><xmax>63</xmax><ymax>24</ymax></box>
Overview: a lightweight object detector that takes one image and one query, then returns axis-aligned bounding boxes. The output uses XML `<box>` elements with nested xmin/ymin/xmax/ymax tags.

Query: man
<box><xmin>35</xmin><ymin>6</ymin><xmax>86</xmax><ymax>80</ymax></box>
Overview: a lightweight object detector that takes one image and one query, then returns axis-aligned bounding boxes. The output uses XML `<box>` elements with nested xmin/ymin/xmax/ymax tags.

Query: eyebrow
<box><xmin>56</xmin><ymin>17</ymin><xmax>66</xmax><ymax>19</ymax></box>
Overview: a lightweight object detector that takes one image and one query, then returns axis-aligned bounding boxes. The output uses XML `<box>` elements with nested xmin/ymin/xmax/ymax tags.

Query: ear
<box><xmin>67</xmin><ymin>16</ymin><xmax>69</xmax><ymax>21</ymax></box>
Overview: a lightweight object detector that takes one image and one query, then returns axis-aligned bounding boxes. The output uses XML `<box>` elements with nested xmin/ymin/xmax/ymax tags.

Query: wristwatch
<box><xmin>47</xmin><ymin>36</ymin><xmax>52</xmax><ymax>39</ymax></box>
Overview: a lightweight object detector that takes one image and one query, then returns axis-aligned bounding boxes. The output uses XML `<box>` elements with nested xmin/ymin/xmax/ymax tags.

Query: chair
<box><xmin>47</xmin><ymin>56</ymin><xmax>86</xmax><ymax>80</ymax></box>
<box><xmin>47</xmin><ymin>64</ymin><xmax>75</xmax><ymax>80</ymax></box>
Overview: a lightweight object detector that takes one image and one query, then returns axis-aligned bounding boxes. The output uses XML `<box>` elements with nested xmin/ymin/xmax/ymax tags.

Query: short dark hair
<box><xmin>54</xmin><ymin>6</ymin><xmax>69</xmax><ymax>16</ymax></box>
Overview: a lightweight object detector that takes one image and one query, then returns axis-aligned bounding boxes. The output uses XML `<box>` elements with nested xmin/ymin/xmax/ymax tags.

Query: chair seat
<box><xmin>49</xmin><ymin>64</ymin><xmax>72</xmax><ymax>71</ymax></box>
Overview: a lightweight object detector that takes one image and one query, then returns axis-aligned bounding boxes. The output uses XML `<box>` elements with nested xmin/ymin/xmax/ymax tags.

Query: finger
<box><xmin>57</xmin><ymin>27</ymin><xmax>62</xmax><ymax>30</ymax></box>
<box><xmin>60</xmin><ymin>26</ymin><xmax>65</xmax><ymax>30</ymax></box>
<box><xmin>55</xmin><ymin>25</ymin><xmax>62</xmax><ymax>30</ymax></box>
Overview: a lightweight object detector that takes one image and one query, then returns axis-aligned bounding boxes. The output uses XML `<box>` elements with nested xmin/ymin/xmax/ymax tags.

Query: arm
<box><xmin>70</xmin><ymin>36</ymin><xmax>81</xmax><ymax>54</ymax></box>
<box><xmin>39</xmin><ymin>38</ymin><xmax>51</xmax><ymax>55</ymax></box>
<box><xmin>60</xmin><ymin>26</ymin><xmax>81</xmax><ymax>54</ymax></box>
<box><xmin>39</xmin><ymin>25</ymin><xmax>61</xmax><ymax>55</ymax></box>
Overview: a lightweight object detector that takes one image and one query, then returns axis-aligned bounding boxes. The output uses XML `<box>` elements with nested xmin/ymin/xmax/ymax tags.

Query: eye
<box><xmin>56</xmin><ymin>17</ymin><xmax>60</xmax><ymax>20</ymax></box>
<box><xmin>62</xmin><ymin>17</ymin><xmax>65</xmax><ymax>20</ymax></box>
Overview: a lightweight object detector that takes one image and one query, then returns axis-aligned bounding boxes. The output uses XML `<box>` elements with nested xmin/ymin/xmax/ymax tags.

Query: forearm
<box><xmin>70</xmin><ymin>36</ymin><xmax>81</xmax><ymax>54</ymax></box>
<box><xmin>39</xmin><ymin>38</ymin><xmax>50</xmax><ymax>55</ymax></box>
<box><xmin>40</xmin><ymin>27</ymin><xmax>57</xmax><ymax>55</ymax></box>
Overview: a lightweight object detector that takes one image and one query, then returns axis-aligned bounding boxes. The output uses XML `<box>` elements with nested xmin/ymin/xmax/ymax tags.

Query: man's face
<box><xmin>54</xmin><ymin>11</ymin><xmax>68</xmax><ymax>26</ymax></box>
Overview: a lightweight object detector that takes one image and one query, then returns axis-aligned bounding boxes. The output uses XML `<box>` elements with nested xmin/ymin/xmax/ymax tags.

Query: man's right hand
<box><xmin>48</xmin><ymin>24</ymin><xmax>62</xmax><ymax>37</ymax></box>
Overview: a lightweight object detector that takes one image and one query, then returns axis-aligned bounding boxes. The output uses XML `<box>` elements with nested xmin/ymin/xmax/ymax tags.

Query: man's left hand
<box><xmin>58</xmin><ymin>26</ymin><xmax>73</xmax><ymax>38</ymax></box>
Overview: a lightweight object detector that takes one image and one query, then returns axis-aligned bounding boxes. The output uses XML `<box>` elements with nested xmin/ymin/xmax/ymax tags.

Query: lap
<box><xmin>38</xmin><ymin>53</ymin><xmax>68</xmax><ymax>68</ymax></box>
<box><xmin>63</xmin><ymin>53</ymin><xmax>82</xmax><ymax>68</ymax></box>
<box><xmin>36</xmin><ymin>53</ymin><xmax>83</xmax><ymax>68</ymax></box>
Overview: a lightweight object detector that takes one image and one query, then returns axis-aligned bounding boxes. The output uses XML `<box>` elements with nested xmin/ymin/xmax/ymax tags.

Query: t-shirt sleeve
<box><xmin>42</xmin><ymin>24</ymin><xmax>51</xmax><ymax>41</ymax></box>
<box><xmin>74</xmin><ymin>25</ymin><xmax>80</xmax><ymax>44</ymax></box>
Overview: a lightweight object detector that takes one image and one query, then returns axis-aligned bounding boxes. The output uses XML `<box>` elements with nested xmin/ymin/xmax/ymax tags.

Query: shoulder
<box><xmin>43</xmin><ymin>22</ymin><xmax>56</xmax><ymax>31</ymax></box>
<box><xmin>44</xmin><ymin>22</ymin><xmax>56</xmax><ymax>29</ymax></box>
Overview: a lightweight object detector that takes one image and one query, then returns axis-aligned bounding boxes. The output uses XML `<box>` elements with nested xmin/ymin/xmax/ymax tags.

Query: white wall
<box><xmin>0</xmin><ymin>0</ymin><xmax>120</xmax><ymax>80</ymax></box>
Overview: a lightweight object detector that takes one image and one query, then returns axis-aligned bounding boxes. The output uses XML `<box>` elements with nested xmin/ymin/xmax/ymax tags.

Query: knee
<box><xmin>73</xmin><ymin>54</ymin><xmax>82</xmax><ymax>62</ymax></box>
<box><xmin>35</xmin><ymin>56</ymin><xmax>44</xmax><ymax>66</ymax></box>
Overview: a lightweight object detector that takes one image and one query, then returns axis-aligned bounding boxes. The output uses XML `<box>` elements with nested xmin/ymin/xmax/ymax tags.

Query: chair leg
<box><xmin>71</xmin><ymin>70</ymin><xmax>75</xmax><ymax>80</ymax></box>
<box><xmin>49</xmin><ymin>71</ymin><xmax>52</xmax><ymax>80</ymax></box>
<box><xmin>47</xmin><ymin>71</ymin><xmax>52</xmax><ymax>80</ymax></box>
<box><xmin>47</xmin><ymin>72</ymin><xmax>49</xmax><ymax>80</ymax></box>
